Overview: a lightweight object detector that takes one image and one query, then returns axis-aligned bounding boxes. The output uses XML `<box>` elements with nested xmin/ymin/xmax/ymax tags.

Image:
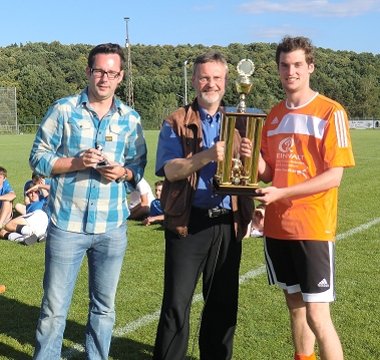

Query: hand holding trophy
<box><xmin>213</xmin><ymin>59</ymin><xmax>266</xmax><ymax>195</ymax></box>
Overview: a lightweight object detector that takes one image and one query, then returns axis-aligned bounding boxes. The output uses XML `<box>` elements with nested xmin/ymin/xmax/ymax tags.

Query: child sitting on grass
<box><xmin>0</xmin><ymin>166</ymin><xmax>16</xmax><ymax>230</ymax></box>
<box><xmin>0</xmin><ymin>182</ymin><xmax>48</xmax><ymax>245</ymax></box>
<box><xmin>142</xmin><ymin>180</ymin><xmax>164</xmax><ymax>226</ymax></box>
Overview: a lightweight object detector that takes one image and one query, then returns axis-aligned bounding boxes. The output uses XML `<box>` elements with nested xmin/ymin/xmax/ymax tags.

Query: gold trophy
<box><xmin>214</xmin><ymin>59</ymin><xmax>266</xmax><ymax>196</ymax></box>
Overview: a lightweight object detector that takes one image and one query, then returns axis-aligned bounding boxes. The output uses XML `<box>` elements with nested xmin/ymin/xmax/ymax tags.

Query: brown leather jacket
<box><xmin>160</xmin><ymin>99</ymin><xmax>253</xmax><ymax>240</ymax></box>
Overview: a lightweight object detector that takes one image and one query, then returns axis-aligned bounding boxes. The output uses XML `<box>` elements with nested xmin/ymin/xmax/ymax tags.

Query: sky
<box><xmin>1</xmin><ymin>0</ymin><xmax>379</xmax><ymax>54</ymax></box>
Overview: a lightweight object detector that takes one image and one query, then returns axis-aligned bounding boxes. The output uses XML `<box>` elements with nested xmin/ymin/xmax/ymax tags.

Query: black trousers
<box><xmin>153</xmin><ymin>209</ymin><xmax>242</xmax><ymax>360</ymax></box>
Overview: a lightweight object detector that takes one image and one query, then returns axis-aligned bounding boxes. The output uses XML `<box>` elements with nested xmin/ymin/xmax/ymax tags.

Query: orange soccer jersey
<box><xmin>261</xmin><ymin>93</ymin><xmax>355</xmax><ymax>241</ymax></box>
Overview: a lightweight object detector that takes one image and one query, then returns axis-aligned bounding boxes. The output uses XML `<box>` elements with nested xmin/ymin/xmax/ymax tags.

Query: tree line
<box><xmin>0</xmin><ymin>41</ymin><xmax>379</xmax><ymax>130</ymax></box>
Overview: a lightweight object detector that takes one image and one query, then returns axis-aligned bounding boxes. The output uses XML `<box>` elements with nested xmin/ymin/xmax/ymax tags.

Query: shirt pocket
<box><xmin>66</xmin><ymin>119</ymin><xmax>94</xmax><ymax>155</ymax></box>
<box><xmin>109</xmin><ymin>123</ymin><xmax>124</xmax><ymax>136</ymax></box>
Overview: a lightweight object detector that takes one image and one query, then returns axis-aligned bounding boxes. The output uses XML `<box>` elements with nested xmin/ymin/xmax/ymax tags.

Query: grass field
<box><xmin>0</xmin><ymin>130</ymin><xmax>379</xmax><ymax>360</ymax></box>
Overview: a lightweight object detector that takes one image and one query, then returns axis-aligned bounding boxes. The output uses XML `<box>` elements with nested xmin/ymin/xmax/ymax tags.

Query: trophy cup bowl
<box><xmin>214</xmin><ymin>59</ymin><xmax>266</xmax><ymax>196</ymax></box>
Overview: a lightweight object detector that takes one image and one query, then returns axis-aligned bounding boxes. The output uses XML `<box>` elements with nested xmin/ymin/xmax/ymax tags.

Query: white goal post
<box><xmin>0</xmin><ymin>87</ymin><xmax>18</xmax><ymax>134</ymax></box>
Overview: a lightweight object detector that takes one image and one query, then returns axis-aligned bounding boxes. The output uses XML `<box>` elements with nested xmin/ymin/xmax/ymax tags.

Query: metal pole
<box><xmin>124</xmin><ymin>17</ymin><xmax>129</xmax><ymax>45</ymax></box>
<box><xmin>14</xmin><ymin>87</ymin><xmax>18</xmax><ymax>134</ymax></box>
<box><xmin>124</xmin><ymin>17</ymin><xmax>134</xmax><ymax>108</ymax></box>
<box><xmin>183</xmin><ymin>60</ymin><xmax>188</xmax><ymax>106</ymax></box>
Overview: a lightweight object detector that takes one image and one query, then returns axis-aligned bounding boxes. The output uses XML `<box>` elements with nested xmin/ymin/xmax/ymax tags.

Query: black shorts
<box><xmin>264</xmin><ymin>237</ymin><xmax>336</xmax><ymax>303</ymax></box>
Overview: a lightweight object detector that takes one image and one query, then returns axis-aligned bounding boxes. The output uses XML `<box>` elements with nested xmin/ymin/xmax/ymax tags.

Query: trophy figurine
<box><xmin>235</xmin><ymin>59</ymin><xmax>254</xmax><ymax>113</ymax></box>
<box><xmin>214</xmin><ymin>59</ymin><xmax>266</xmax><ymax>196</ymax></box>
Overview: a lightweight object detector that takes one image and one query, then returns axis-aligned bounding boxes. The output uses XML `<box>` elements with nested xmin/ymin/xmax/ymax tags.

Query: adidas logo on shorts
<box><xmin>317</xmin><ymin>278</ymin><xmax>329</xmax><ymax>288</ymax></box>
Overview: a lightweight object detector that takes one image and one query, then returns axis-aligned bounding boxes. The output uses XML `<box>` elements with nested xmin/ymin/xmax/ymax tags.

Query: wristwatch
<box><xmin>116</xmin><ymin>168</ymin><xmax>129</xmax><ymax>183</ymax></box>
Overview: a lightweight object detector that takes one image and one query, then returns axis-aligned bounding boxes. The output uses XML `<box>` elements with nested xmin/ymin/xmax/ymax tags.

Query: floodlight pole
<box><xmin>183</xmin><ymin>60</ymin><xmax>188</xmax><ymax>106</ymax></box>
<box><xmin>124</xmin><ymin>17</ymin><xmax>134</xmax><ymax>108</ymax></box>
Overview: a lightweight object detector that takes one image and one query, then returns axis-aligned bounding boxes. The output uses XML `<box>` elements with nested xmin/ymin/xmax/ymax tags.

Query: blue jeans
<box><xmin>33</xmin><ymin>223</ymin><xmax>127</xmax><ymax>360</ymax></box>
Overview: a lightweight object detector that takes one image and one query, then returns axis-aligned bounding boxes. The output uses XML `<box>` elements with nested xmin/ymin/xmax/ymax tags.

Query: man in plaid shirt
<box><xmin>29</xmin><ymin>43</ymin><xmax>147</xmax><ymax>360</ymax></box>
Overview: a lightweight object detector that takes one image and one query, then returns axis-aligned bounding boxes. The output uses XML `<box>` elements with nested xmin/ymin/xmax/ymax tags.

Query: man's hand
<box><xmin>96</xmin><ymin>164</ymin><xmax>125</xmax><ymax>182</ymax></box>
<box><xmin>240</xmin><ymin>137</ymin><xmax>252</xmax><ymax>158</ymax></box>
<box><xmin>82</xmin><ymin>147</ymin><xmax>105</xmax><ymax>169</ymax></box>
<box><xmin>255</xmin><ymin>186</ymin><xmax>288</xmax><ymax>206</ymax></box>
<box><xmin>164</xmin><ymin>141</ymin><xmax>225</xmax><ymax>182</ymax></box>
<box><xmin>213</xmin><ymin>141</ymin><xmax>226</xmax><ymax>162</ymax></box>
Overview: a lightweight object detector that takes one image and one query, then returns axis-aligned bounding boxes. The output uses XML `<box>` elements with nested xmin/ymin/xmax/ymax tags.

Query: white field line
<box><xmin>335</xmin><ymin>217</ymin><xmax>380</xmax><ymax>240</ymax></box>
<box><xmin>61</xmin><ymin>218</ymin><xmax>380</xmax><ymax>359</ymax></box>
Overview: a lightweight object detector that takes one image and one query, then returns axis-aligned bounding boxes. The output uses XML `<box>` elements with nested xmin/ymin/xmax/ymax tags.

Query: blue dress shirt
<box><xmin>156</xmin><ymin>107</ymin><xmax>230</xmax><ymax>209</ymax></box>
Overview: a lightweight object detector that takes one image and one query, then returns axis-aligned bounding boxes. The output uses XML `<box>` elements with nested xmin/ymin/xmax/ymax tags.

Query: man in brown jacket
<box><xmin>153</xmin><ymin>51</ymin><xmax>253</xmax><ymax>360</ymax></box>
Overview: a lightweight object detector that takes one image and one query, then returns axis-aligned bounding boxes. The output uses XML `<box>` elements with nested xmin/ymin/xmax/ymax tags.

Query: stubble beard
<box><xmin>199</xmin><ymin>90</ymin><xmax>223</xmax><ymax>107</ymax></box>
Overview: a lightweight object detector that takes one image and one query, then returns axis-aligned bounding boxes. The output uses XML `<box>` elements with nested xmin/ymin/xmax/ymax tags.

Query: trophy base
<box><xmin>214</xmin><ymin>181</ymin><xmax>262</xmax><ymax>196</ymax></box>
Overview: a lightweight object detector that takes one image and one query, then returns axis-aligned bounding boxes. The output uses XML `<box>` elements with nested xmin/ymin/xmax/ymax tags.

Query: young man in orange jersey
<box><xmin>256</xmin><ymin>36</ymin><xmax>355</xmax><ymax>360</ymax></box>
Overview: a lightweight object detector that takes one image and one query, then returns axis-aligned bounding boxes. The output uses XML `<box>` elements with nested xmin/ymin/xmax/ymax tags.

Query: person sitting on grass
<box><xmin>14</xmin><ymin>171</ymin><xmax>50</xmax><ymax>216</ymax></box>
<box><xmin>142</xmin><ymin>180</ymin><xmax>164</xmax><ymax>226</ymax></box>
<box><xmin>128</xmin><ymin>177</ymin><xmax>155</xmax><ymax>220</ymax></box>
<box><xmin>0</xmin><ymin>166</ymin><xmax>16</xmax><ymax>230</ymax></box>
<box><xmin>250</xmin><ymin>203</ymin><xmax>266</xmax><ymax>238</ymax></box>
<box><xmin>0</xmin><ymin>183</ymin><xmax>49</xmax><ymax>245</ymax></box>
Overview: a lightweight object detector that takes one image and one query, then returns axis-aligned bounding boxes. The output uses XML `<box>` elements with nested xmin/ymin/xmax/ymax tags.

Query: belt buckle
<box><xmin>208</xmin><ymin>207</ymin><xmax>222</xmax><ymax>218</ymax></box>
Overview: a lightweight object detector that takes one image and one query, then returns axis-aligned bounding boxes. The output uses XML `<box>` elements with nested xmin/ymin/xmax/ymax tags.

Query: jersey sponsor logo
<box><xmin>278</xmin><ymin>136</ymin><xmax>294</xmax><ymax>153</ymax></box>
<box><xmin>277</xmin><ymin>136</ymin><xmax>305</xmax><ymax>162</ymax></box>
<box><xmin>317</xmin><ymin>278</ymin><xmax>330</xmax><ymax>288</ymax></box>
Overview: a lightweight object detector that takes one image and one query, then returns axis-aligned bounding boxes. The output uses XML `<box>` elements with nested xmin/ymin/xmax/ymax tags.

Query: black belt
<box><xmin>192</xmin><ymin>207</ymin><xmax>231</xmax><ymax>219</ymax></box>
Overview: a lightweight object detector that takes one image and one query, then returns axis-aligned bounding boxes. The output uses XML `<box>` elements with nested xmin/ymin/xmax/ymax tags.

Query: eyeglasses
<box><xmin>90</xmin><ymin>68</ymin><xmax>121</xmax><ymax>80</ymax></box>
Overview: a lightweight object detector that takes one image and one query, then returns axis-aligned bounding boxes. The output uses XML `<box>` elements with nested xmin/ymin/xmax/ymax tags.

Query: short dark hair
<box><xmin>87</xmin><ymin>43</ymin><xmax>126</xmax><ymax>70</ymax></box>
<box><xmin>192</xmin><ymin>51</ymin><xmax>228</xmax><ymax>77</ymax></box>
<box><xmin>32</xmin><ymin>171</ymin><xmax>45</xmax><ymax>181</ymax></box>
<box><xmin>154</xmin><ymin>180</ymin><xmax>164</xmax><ymax>187</ymax></box>
<box><xmin>28</xmin><ymin>182</ymin><xmax>37</xmax><ymax>190</ymax></box>
<box><xmin>275</xmin><ymin>36</ymin><xmax>315</xmax><ymax>67</ymax></box>
<box><xmin>0</xmin><ymin>166</ymin><xmax>7</xmax><ymax>177</ymax></box>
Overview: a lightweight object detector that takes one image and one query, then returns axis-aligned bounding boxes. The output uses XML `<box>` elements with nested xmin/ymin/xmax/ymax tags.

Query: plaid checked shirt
<box><xmin>29</xmin><ymin>88</ymin><xmax>147</xmax><ymax>234</ymax></box>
